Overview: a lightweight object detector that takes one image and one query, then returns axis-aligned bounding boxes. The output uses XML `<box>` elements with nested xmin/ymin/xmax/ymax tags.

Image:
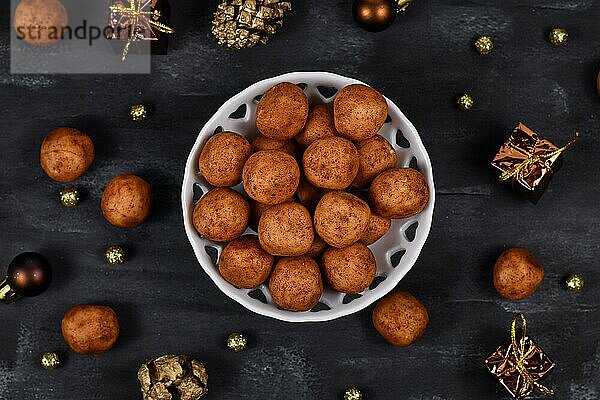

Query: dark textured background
<box><xmin>1</xmin><ymin>0</ymin><xmax>599</xmax><ymax>399</ymax></box>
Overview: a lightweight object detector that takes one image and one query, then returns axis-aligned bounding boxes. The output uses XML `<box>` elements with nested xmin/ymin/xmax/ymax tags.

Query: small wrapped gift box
<box><xmin>491</xmin><ymin>123</ymin><xmax>578</xmax><ymax>204</ymax></box>
<box><xmin>485</xmin><ymin>314</ymin><xmax>555</xmax><ymax>399</ymax></box>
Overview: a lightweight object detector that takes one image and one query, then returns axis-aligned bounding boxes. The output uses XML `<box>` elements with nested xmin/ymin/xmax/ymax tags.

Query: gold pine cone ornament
<box><xmin>212</xmin><ymin>0</ymin><xmax>292</xmax><ymax>49</ymax></box>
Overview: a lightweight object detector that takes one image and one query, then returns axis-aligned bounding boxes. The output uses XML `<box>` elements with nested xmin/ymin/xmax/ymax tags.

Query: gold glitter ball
<box><xmin>565</xmin><ymin>273</ymin><xmax>584</xmax><ymax>292</ymax></box>
<box><xmin>344</xmin><ymin>386</ymin><xmax>363</xmax><ymax>400</ymax></box>
<box><xmin>105</xmin><ymin>245</ymin><xmax>126</xmax><ymax>265</ymax></box>
<box><xmin>227</xmin><ymin>332</ymin><xmax>248</xmax><ymax>352</ymax></box>
<box><xmin>549</xmin><ymin>28</ymin><xmax>568</xmax><ymax>46</ymax></box>
<box><xmin>474</xmin><ymin>35</ymin><xmax>493</xmax><ymax>55</ymax></box>
<box><xmin>41</xmin><ymin>352</ymin><xmax>60</xmax><ymax>370</ymax></box>
<box><xmin>457</xmin><ymin>94</ymin><xmax>474</xmax><ymax>111</ymax></box>
<box><xmin>130</xmin><ymin>104</ymin><xmax>148</xmax><ymax>121</ymax></box>
<box><xmin>60</xmin><ymin>188</ymin><xmax>80</xmax><ymax>207</ymax></box>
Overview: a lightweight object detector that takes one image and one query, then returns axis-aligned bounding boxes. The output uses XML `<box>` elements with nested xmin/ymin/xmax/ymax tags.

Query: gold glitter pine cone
<box><xmin>344</xmin><ymin>386</ymin><xmax>363</xmax><ymax>400</ymax></box>
<box><xmin>60</xmin><ymin>188</ymin><xmax>80</xmax><ymax>207</ymax></box>
<box><xmin>457</xmin><ymin>93</ymin><xmax>474</xmax><ymax>111</ymax></box>
<box><xmin>138</xmin><ymin>354</ymin><xmax>208</xmax><ymax>400</ymax></box>
<box><xmin>105</xmin><ymin>245</ymin><xmax>126</xmax><ymax>265</ymax></box>
<box><xmin>41</xmin><ymin>352</ymin><xmax>60</xmax><ymax>370</ymax></box>
<box><xmin>212</xmin><ymin>0</ymin><xmax>292</xmax><ymax>49</ymax></box>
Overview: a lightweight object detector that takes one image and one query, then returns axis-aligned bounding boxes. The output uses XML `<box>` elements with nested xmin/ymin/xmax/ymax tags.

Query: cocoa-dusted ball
<box><xmin>193</xmin><ymin>188</ymin><xmax>249</xmax><ymax>242</ymax></box>
<box><xmin>295</xmin><ymin>175</ymin><xmax>325</xmax><ymax>211</ymax></box>
<box><xmin>40</xmin><ymin>127</ymin><xmax>94</xmax><ymax>182</ymax></box>
<box><xmin>101</xmin><ymin>174</ymin><xmax>152</xmax><ymax>228</ymax></box>
<box><xmin>249</xmin><ymin>200</ymin><xmax>274</xmax><ymax>232</ymax></box>
<box><xmin>258</xmin><ymin>202</ymin><xmax>314</xmax><ymax>256</ymax></box>
<box><xmin>243</xmin><ymin>150</ymin><xmax>300</xmax><ymax>205</ymax></box>
<box><xmin>369</xmin><ymin>168</ymin><xmax>429</xmax><ymax>219</ymax></box>
<box><xmin>314</xmin><ymin>191</ymin><xmax>370</xmax><ymax>248</ymax></box>
<box><xmin>304</xmin><ymin>235</ymin><xmax>328</xmax><ymax>259</ymax></box>
<box><xmin>219</xmin><ymin>235</ymin><xmax>274</xmax><ymax>289</ymax></box>
<box><xmin>372</xmin><ymin>292</ymin><xmax>429</xmax><ymax>347</ymax></box>
<box><xmin>322</xmin><ymin>242</ymin><xmax>376</xmax><ymax>293</ymax></box>
<box><xmin>361</xmin><ymin>213</ymin><xmax>391</xmax><ymax>245</ymax></box>
<box><xmin>256</xmin><ymin>83</ymin><xmax>309</xmax><ymax>140</ymax></box>
<box><xmin>353</xmin><ymin>135</ymin><xmax>397</xmax><ymax>189</ymax></box>
<box><xmin>494</xmin><ymin>248</ymin><xmax>544</xmax><ymax>300</ymax></box>
<box><xmin>61</xmin><ymin>305</ymin><xmax>119</xmax><ymax>355</ymax></box>
<box><xmin>295</xmin><ymin>104</ymin><xmax>337</xmax><ymax>148</ymax></box>
<box><xmin>252</xmin><ymin>134</ymin><xmax>298</xmax><ymax>158</ymax></box>
<box><xmin>334</xmin><ymin>84</ymin><xmax>388</xmax><ymax>142</ymax></box>
<box><xmin>14</xmin><ymin>0</ymin><xmax>68</xmax><ymax>46</ymax></box>
<box><xmin>302</xmin><ymin>137</ymin><xmax>359</xmax><ymax>190</ymax></box>
<box><xmin>199</xmin><ymin>131</ymin><xmax>252</xmax><ymax>187</ymax></box>
<box><xmin>269</xmin><ymin>256</ymin><xmax>323</xmax><ymax>311</ymax></box>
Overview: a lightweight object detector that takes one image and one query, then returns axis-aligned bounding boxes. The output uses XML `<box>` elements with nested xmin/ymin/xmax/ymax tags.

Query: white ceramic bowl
<box><xmin>182</xmin><ymin>71</ymin><xmax>435</xmax><ymax>323</ymax></box>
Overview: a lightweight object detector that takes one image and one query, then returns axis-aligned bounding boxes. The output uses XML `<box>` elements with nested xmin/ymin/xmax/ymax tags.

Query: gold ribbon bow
<box><xmin>110</xmin><ymin>0</ymin><xmax>175</xmax><ymax>61</ymax></box>
<box><xmin>503</xmin><ymin>313</ymin><xmax>555</xmax><ymax>397</ymax></box>
<box><xmin>500</xmin><ymin>132</ymin><xmax>579</xmax><ymax>183</ymax></box>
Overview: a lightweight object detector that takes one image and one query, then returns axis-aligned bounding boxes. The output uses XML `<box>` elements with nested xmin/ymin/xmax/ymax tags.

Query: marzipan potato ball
<box><xmin>322</xmin><ymin>243</ymin><xmax>376</xmax><ymax>293</ymax></box>
<box><xmin>296</xmin><ymin>174</ymin><xmax>325</xmax><ymax>211</ymax></box>
<box><xmin>193</xmin><ymin>188</ymin><xmax>249</xmax><ymax>242</ymax></box>
<box><xmin>256</xmin><ymin>82</ymin><xmax>309</xmax><ymax>140</ymax></box>
<box><xmin>61</xmin><ymin>305</ymin><xmax>120</xmax><ymax>355</ymax></box>
<box><xmin>199</xmin><ymin>131</ymin><xmax>252</xmax><ymax>187</ymax></box>
<box><xmin>258</xmin><ymin>202</ymin><xmax>314</xmax><ymax>256</ymax></box>
<box><xmin>101</xmin><ymin>174</ymin><xmax>153</xmax><ymax>228</ymax></box>
<box><xmin>269</xmin><ymin>256</ymin><xmax>323</xmax><ymax>311</ymax></box>
<box><xmin>295</xmin><ymin>104</ymin><xmax>337</xmax><ymax>148</ymax></box>
<box><xmin>14</xmin><ymin>0</ymin><xmax>68</xmax><ymax>46</ymax></box>
<box><xmin>493</xmin><ymin>248</ymin><xmax>544</xmax><ymax>300</ymax></box>
<box><xmin>372</xmin><ymin>292</ymin><xmax>429</xmax><ymax>347</ymax></box>
<box><xmin>243</xmin><ymin>150</ymin><xmax>300</xmax><ymax>205</ymax></box>
<box><xmin>369</xmin><ymin>168</ymin><xmax>429</xmax><ymax>219</ymax></box>
<box><xmin>353</xmin><ymin>135</ymin><xmax>397</xmax><ymax>189</ymax></box>
<box><xmin>334</xmin><ymin>84</ymin><xmax>388</xmax><ymax>142</ymax></box>
<box><xmin>314</xmin><ymin>191</ymin><xmax>370</xmax><ymax>248</ymax></box>
<box><xmin>361</xmin><ymin>213</ymin><xmax>391</xmax><ymax>245</ymax></box>
<box><xmin>252</xmin><ymin>134</ymin><xmax>298</xmax><ymax>157</ymax></box>
<box><xmin>304</xmin><ymin>235</ymin><xmax>328</xmax><ymax>258</ymax></box>
<box><xmin>40</xmin><ymin>127</ymin><xmax>95</xmax><ymax>183</ymax></box>
<box><xmin>249</xmin><ymin>200</ymin><xmax>274</xmax><ymax>232</ymax></box>
<box><xmin>219</xmin><ymin>235</ymin><xmax>274</xmax><ymax>289</ymax></box>
<box><xmin>303</xmin><ymin>137</ymin><xmax>359</xmax><ymax>190</ymax></box>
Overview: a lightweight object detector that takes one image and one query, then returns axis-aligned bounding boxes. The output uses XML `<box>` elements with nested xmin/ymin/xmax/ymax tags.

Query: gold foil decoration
<box><xmin>41</xmin><ymin>352</ymin><xmax>60</xmax><ymax>370</ymax></box>
<box><xmin>138</xmin><ymin>355</ymin><xmax>208</xmax><ymax>400</ymax></box>
<box><xmin>474</xmin><ymin>35</ymin><xmax>493</xmax><ymax>55</ymax></box>
<box><xmin>212</xmin><ymin>0</ymin><xmax>292</xmax><ymax>49</ymax></box>
<box><xmin>397</xmin><ymin>0</ymin><xmax>415</xmax><ymax>13</ymax></box>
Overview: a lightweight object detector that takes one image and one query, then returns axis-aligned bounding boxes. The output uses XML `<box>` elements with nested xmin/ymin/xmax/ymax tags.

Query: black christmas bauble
<box><xmin>7</xmin><ymin>252</ymin><xmax>52</xmax><ymax>297</ymax></box>
<box><xmin>352</xmin><ymin>0</ymin><xmax>397</xmax><ymax>32</ymax></box>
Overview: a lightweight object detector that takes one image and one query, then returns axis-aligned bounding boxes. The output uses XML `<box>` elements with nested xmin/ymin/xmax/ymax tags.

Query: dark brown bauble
<box><xmin>493</xmin><ymin>248</ymin><xmax>544</xmax><ymax>300</ymax></box>
<box><xmin>302</xmin><ymin>137</ymin><xmax>359</xmax><ymax>190</ymax></box>
<box><xmin>322</xmin><ymin>243</ymin><xmax>376</xmax><ymax>293</ymax></box>
<box><xmin>199</xmin><ymin>131</ymin><xmax>252</xmax><ymax>187</ymax></box>
<box><xmin>372</xmin><ymin>291</ymin><xmax>429</xmax><ymax>347</ymax></box>
<box><xmin>193</xmin><ymin>188</ymin><xmax>249</xmax><ymax>242</ymax></box>
<box><xmin>360</xmin><ymin>213</ymin><xmax>391</xmax><ymax>245</ymax></box>
<box><xmin>258</xmin><ymin>202</ymin><xmax>314</xmax><ymax>256</ymax></box>
<box><xmin>61</xmin><ymin>305</ymin><xmax>120</xmax><ymax>355</ymax></box>
<box><xmin>252</xmin><ymin>134</ymin><xmax>298</xmax><ymax>158</ymax></box>
<box><xmin>353</xmin><ymin>135</ymin><xmax>397</xmax><ymax>188</ymax></box>
<box><xmin>101</xmin><ymin>174</ymin><xmax>153</xmax><ymax>228</ymax></box>
<box><xmin>14</xmin><ymin>0</ymin><xmax>68</xmax><ymax>45</ymax></box>
<box><xmin>352</xmin><ymin>0</ymin><xmax>397</xmax><ymax>32</ymax></box>
<box><xmin>369</xmin><ymin>168</ymin><xmax>429</xmax><ymax>219</ymax></box>
<box><xmin>268</xmin><ymin>256</ymin><xmax>323</xmax><ymax>311</ymax></box>
<box><xmin>6</xmin><ymin>252</ymin><xmax>52</xmax><ymax>297</ymax></box>
<box><xmin>334</xmin><ymin>84</ymin><xmax>388</xmax><ymax>141</ymax></box>
<box><xmin>218</xmin><ymin>235</ymin><xmax>274</xmax><ymax>289</ymax></box>
<box><xmin>314</xmin><ymin>191</ymin><xmax>370</xmax><ymax>248</ymax></box>
<box><xmin>256</xmin><ymin>82</ymin><xmax>309</xmax><ymax>140</ymax></box>
<box><xmin>295</xmin><ymin>104</ymin><xmax>338</xmax><ymax>148</ymax></box>
<box><xmin>40</xmin><ymin>127</ymin><xmax>95</xmax><ymax>182</ymax></box>
<box><xmin>242</xmin><ymin>150</ymin><xmax>300</xmax><ymax>205</ymax></box>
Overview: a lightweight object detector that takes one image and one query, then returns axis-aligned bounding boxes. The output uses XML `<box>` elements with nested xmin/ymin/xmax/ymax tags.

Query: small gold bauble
<box><xmin>130</xmin><ymin>104</ymin><xmax>147</xmax><ymax>121</ymax></box>
<box><xmin>474</xmin><ymin>35</ymin><xmax>493</xmax><ymax>55</ymax></box>
<box><xmin>457</xmin><ymin>94</ymin><xmax>474</xmax><ymax>111</ymax></box>
<box><xmin>227</xmin><ymin>332</ymin><xmax>248</xmax><ymax>352</ymax></box>
<box><xmin>41</xmin><ymin>352</ymin><xmax>60</xmax><ymax>370</ymax></box>
<box><xmin>565</xmin><ymin>273</ymin><xmax>584</xmax><ymax>292</ymax></box>
<box><xmin>60</xmin><ymin>188</ymin><xmax>80</xmax><ymax>207</ymax></box>
<box><xmin>344</xmin><ymin>386</ymin><xmax>363</xmax><ymax>400</ymax></box>
<box><xmin>549</xmin><ymin>28</ymin><xmax>568</xmax><ymax>46</ymax></box>
<box><xmin>105</xmin><ymin>245</ymin><xmax>125</xmax><ymax>265</ymax></box>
